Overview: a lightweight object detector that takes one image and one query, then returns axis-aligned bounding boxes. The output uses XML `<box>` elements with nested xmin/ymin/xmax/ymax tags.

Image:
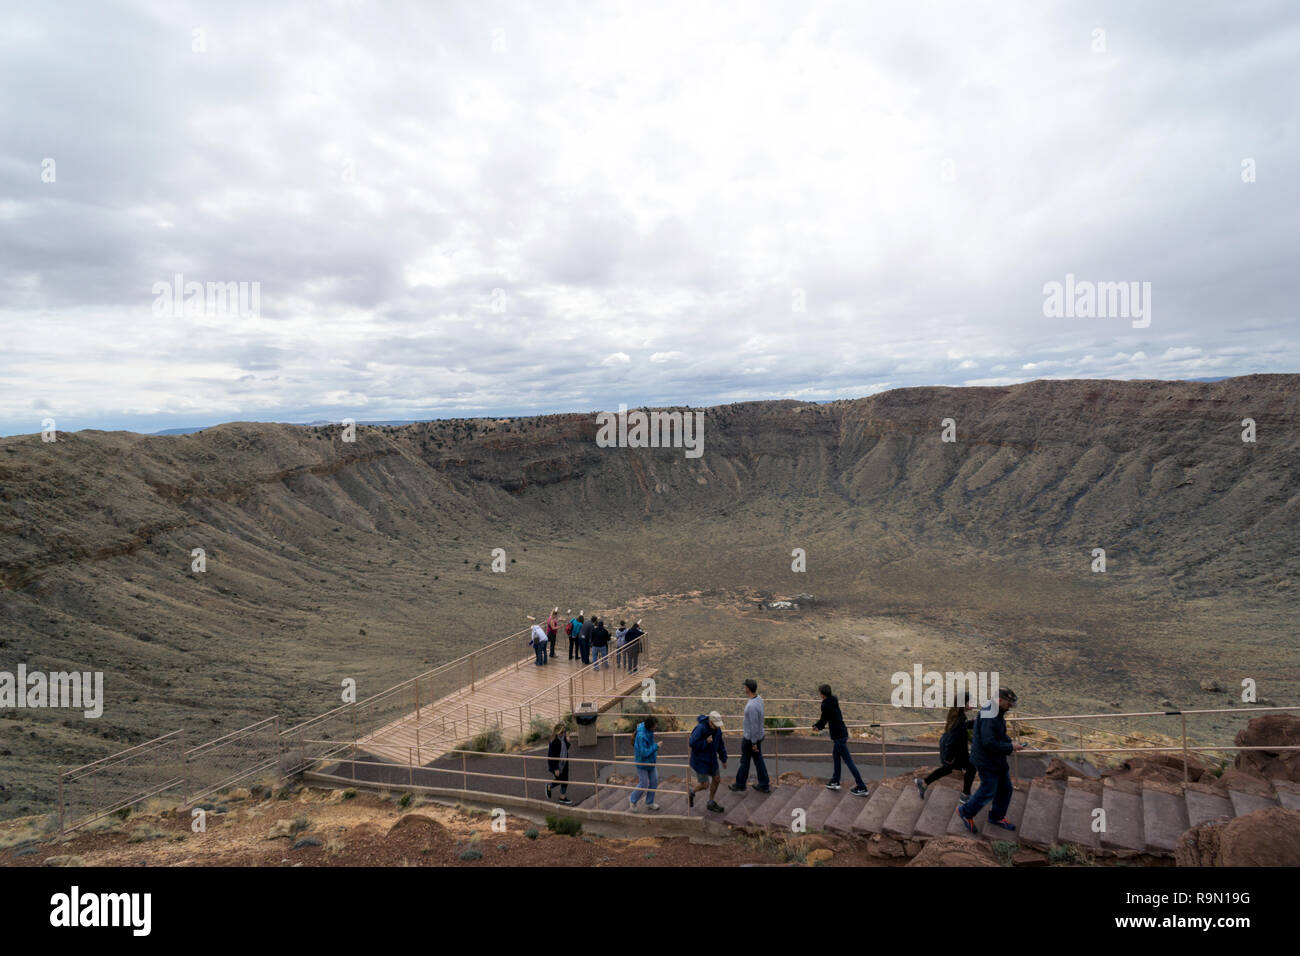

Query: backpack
<box><xmin>564</xmin><ymin>620</ymin><xmax>573</xmax><ymax>637</ymax></box>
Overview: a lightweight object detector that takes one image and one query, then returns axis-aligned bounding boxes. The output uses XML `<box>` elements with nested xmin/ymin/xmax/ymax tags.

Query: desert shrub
<box><xmin>524</xmin><ymin>717</ymin><xmax>553</xmax><ymax>745</ymax></box>
<box><xmin>765</xmin><ymin>717</ymin><xmax>796</xmax><ymax>736</ymax></box>
<box><xmin>291</xmin><ymin>815</ymin><xmax>311</xmax><ymax>835</ymax></box>
<box><xmin>617</xmin><ymin>701</ymin><xmax>679</xmax><ymax>735</ymax></box>
<box><xmin>342</xmin><ymin>789</ymin><xmax>357</xmax><ymax>800</ymax></box>
<box><xmin>460</xmin><ymin>728</ymin><xmax>506</xmax><ymax>754</ymax></box>
<box><xmin>292</xmin><ymin>836</ymin><xmax>322</xmax><ymax>850</ymax></box>
<box><xmin>1048</xmin><ymin>843</ymin><xmax>1092</xmax><ymax>865</ymax></box>
<box><xmin>458</xmin><ymin>848</ymin><xmax>483</xmax><ymax>860</ymax></box>
<box><xmin>993</xmin><ymin>840</ymin><xmax>1017</xmax><ymax>866</ymax></box>
<box><xmin>127</xmin><ymin>825</ymin><xmax>166</xmax><ymax>844</ymax></box>
<box><xmin>524</xmin><ymin>828</ymin><xmax>539</xmax><ymax>840</ymax></box>
<box><xmin>545</xmin><ymin>815</ymin><xmax>583</xmax><ymax>837</ymax></box>
<box><xmin>398</xmin><ymin>793</ymin><xmax>412</xmax><ymax>808</ymax></box>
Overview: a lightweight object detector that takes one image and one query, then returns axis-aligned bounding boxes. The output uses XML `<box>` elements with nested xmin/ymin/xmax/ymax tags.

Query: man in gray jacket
<box><xmin>729</xmin><ymin>679</ymin><xmax>771</xmax><ymax>793</ymax></box>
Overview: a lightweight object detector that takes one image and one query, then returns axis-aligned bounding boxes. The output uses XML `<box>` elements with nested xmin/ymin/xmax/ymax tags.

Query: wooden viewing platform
<box><xmin>357</xmin><ymin>646</ymin><xmax>657</xmax><ymax>765</ymax></box>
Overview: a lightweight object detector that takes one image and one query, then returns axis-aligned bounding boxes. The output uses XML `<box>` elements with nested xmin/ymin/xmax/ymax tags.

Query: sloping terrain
<box><xmin>1</xmin><ymin>375</ymin><xmax>1297</xmax><ymax>818</ymax></box>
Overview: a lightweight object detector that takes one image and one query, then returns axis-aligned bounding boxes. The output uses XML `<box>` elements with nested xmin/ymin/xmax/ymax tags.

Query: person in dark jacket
<box><xmin>578</xmin><ymin>615</ymin><xmax>595</xmax><ymax>665</ymax></box>
<box><xmin>916</xmin><ymin>693</ymin><xmax>975</xmax><ymax>801</ymax></box>
<box><xmin>623</xmin><ymin>620</ymin><xmax>645</xmax><ymax>673</ymax></box>
<box><xmin>590</xmin><ymin>618</ymin><xmax>611</xmax><ymax>670</ymax></box>
<box><xmin>687</xmin><ymin>712</ymin><xmax>728</xmax><ymax>812</ymax></box>
<box><xmin>546</xmin><ymin>723</ymin><xmax>572</xmax><ymax>804</ymax></box>
<box><xmin>813</xmin><ymin>684</ymin><xmax>869</xmax><ymax>796</ymax></box>
<box><xmin>959</xmin><ymin>687</ymin><xmax>1024</xmax><ymax>832</ymax></box>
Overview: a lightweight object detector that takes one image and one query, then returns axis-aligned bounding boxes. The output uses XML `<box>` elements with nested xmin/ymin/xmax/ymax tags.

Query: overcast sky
<box><xmin>2</xmin><ymin>0</ymin><xmax>1296</xmax><ymax>435</ymax></box>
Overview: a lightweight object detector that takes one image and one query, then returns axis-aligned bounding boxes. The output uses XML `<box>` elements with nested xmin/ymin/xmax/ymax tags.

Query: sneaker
<box><xmin>958</xmin><ymin>793</ymin><xmax>970</xmax><ymax>804</ymax></box>
<box><xmin>754</xmin><ymin>785</ymin><xmax>772</xmax><ymax>794</ymax></box>
<box><xmin>646</xmin><ymin>803</ymin><xmax>661</xmax><ymax>812</ymax></box>
<box><xmin>688</xmin><ymin>790</ymin><xmax>695</xmax><ymax>808</ymax></box>
<box><xmin>558</xmin><ymin>795</ymin><xmax>572</xmax><ymax>805</ymax></box>
<box><xmin>728</xmin><ymin>783</ymin><xmax>746</xmax><ymax>792</ymax></box>
<box><xmin>990</xmin><ymin>817</ymin><xmax>1017</xmax><ymax>831</ymax></box>
<box><xmin>850</xmin><ymin>785</ymin><xmax>869</xmax><ymax>797</ymax></box>
<box><xmin>826</xmin><ymin>781</ymin><xmax>841</xmax><ymax>791</ymax></box>
<box><xmin>958</xmin><ymin>811</ymin><xmax>979</xmax><ymax>834</ymax></box>
<box><xmin>628</xmin><ymin>801</ymin><xmax>641</xmax><ymax>813</ymax></box>
<box><xmin>546</xmin><ymin>783</ymin><xmax>553</xmax><ymax>799</ymax></box>
<box><xmin>706</xmin><ymin>800</ymin><xmax>725</xmax><ymax>813</ymax></box>
<box><xmin>915</xmin><ymin>778</ymin><xmax>926</xmax><ymax>799</ymax></box>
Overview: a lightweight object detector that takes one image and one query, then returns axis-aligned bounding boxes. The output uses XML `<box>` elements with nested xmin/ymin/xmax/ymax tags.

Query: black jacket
<box><xmin>590</xmin><ymin>624</ymin><xmax>611</xmax><ymax>647</ymax></box>
<box><xmin>813</xmin><ymin>695</ymin><xmax>848</xmax><ymax>741</ymax></box>
<box><xmin>623</xmin><ymin>625</ymin><xmax>644</xmax><ymax>647</ymax></box>
<box><xmin>970</xmin><ymin>705</ymin><xmax>1014</xmax><ymax>770</ymax></box>
<box><xmin>579</xmin><ymin>621</ymin><xmax>595</xmax><ymax>642</ymax></box>
<box><xmin>939</xmin><ymin>717</ymin><xmax>974</xmax><ymax>764</ymax></box>
<box><xmin>547</xmin><ymin>736</ymin><xmax>569</xmax><ymax>774</ymax></box>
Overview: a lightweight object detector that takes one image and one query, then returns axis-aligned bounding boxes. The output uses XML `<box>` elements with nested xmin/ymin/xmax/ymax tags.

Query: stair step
<box><xmin>948</xmin><ymin>797</ymin><xmax>988</xmax><ymax>837</ymax></box>
<box><xmin>1184</xmin><ymin>788</ymin><xmax>1234</xmax><ymax>827</ymax></box>
<box><xmin>981</xmin><ymin>782</ymin><xmax>1029</xmax><ymax>843</ymax></box>
<box><xmin>826</xmin><ymin>785</ymin><xmax>873</xmax><ymax>833</ymax></box>
<box><xmin>769</xmin><ymin>783</ymin><xmax>826</xmax><ymax>834</ymax></box>
<box><xmin>1057</xmin><ymin>780</ymin><xmax>1103</xmax><ymax>849</ymax></box>
<box><xmin>654</xmin><ymin>786</ymin><xmax>687</xmax><ymax>816</ymax></box>
<box><xmin>1099</xmin><ymin>785</ymin><xmax>1145</xmax><ymax>851</ymax></box>
<box><xmin>804</xmin><ymin>787</ymin><xmax>844</xmax><ymax>831</ymax></box>
<box><xmin>850</xmin><ymin>784</ymin><xmax>902</xmax><ymax>835</ymax></box>
<box><xmin>1141</xmin><ymin>786</ymin><xmax>1190</xmax><ymax>853</ymax></box>
<box><xmin>1274</xmin><ymin>781</ymin><xmax>1300</xmax><ymax>811</ymax></box>
<box><xmin>914</xmin><ymin>786</ymin><xmax>962</xmax><ymax>838</ymax></box>
<box><xmin>722</xmin><ymin>786</ymin><xmax>772</xmax><ymax>827</ymax></box>
<box><xmin>881</xmin><ymin>780</ymin><xmax>927</xmax><ymax>838</ymax></box>
<box><xmin>1019</xmin><ymin>779</ymin><xmax>1065</xmax><ymax>849</ymax></box>
<box><xmin>1228</xmin><ymin>789</ymin><xmax>1278</xmax><ymax>816</ymax></box>
<box><xmin>744</xmin><ymin>785</ymin><xmax>795</xmax><ymax>829</ymax></box>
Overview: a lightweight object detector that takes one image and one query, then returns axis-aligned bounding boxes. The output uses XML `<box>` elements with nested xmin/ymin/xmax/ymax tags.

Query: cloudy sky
<box><xmin>2</xmin><ymin>0</ymin><xmax>1296</xmax><ymax>435</ymax></box>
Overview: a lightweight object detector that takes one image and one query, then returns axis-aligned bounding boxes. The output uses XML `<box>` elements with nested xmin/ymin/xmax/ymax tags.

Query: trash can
<box><xmin>574</xmin><ymin>702</ymin><xmax>599</xmax><ymax>747</ymax></box>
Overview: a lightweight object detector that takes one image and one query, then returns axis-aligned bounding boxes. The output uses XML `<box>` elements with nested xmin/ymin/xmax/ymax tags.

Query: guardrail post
<box><xmin>409</xmin><ymin>748</ymin><xmax>414</xmax><ymax>787</ymax></box>
<box><xmin>1181</xmin><ymin>713</ymin><xmax>1189</xmax><ymax>783</ymax></box>
<box><xmin>881</xmin><ymin>724</ymin><xmax>888</xmax><ymax>778</ymax></box>
<box><xmin>462</xmin><ymin>752</ymin><xmax>467</xmax><ymax>790</ymax></box>
<box><xmin>57</xmin><ymin>767</ymin><xmax>64</xmax><ymax>835</ymax></box>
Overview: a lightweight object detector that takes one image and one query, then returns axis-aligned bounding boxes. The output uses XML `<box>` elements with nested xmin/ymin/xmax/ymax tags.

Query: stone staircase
<box><xmin>706</xmin><ymin>772</ymin><xmax>1300</xmax><ymax>857</ymax></box>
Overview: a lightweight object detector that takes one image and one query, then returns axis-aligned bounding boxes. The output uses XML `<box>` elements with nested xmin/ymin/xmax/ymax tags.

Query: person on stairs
<box><xmin>687</xmin><ymin>711</ymin><xmax>729</xmax><ymax>813</ymax></box>
<box><xmin>629</xmin><ymin>715</ymin><xmax>661</xmax><ymax>812</ymax></box>
<box><xmin>546</xmin><ymin>723</ymin><xmax>572</xmax><ymax>804</ymax></box>
<box><xmin>959</xmin><ymin>687</ymin><xmax>1025</xmax><ymax>833</ymax></box>
<box><xmin>812</xmin><ymin>684</ymin><xmax>869</xmax><ymax>797</ymax></box>
<box><xmin>916</xmin><ymin>693</ymin><xmax>976</xmax><ymax>803</ymax></box>
<box><xmin>729</xmin><ymin>679</ymin><xmax>771</xmax><ymax>794</ymax></box>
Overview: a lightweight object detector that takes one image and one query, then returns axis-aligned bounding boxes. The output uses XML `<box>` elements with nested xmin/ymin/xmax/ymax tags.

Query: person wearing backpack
<box><xmin>959</xmin><ymin>687</ymin><xmax>1025</xmax><ymax>833</ymax></box>
<box><xmin>546</xmin><ymin>723</ymin><xmax>572</xmax><ymax>804</ymax></box>
<box><xmin>629</xmin><ymin>715</ymin><xmax>661</xmax><ymax>812</ymax></box>
<box><xmin>916</xmin><ymin>693</ymin><xmax>975</xmax><ymax>802</ymax></box>
<box><xmin>567</xmin><ymin>613</ymin><xmax>583</xmax><ymax>660</ymax></box>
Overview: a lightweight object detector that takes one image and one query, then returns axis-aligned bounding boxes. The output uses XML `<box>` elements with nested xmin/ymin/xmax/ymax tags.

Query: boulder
<box><xmin>1199</xmin><ymin>679</ymin><xmax>1224</xmax><ymax>692</ymax></box>
<box><xmin>1176</xmin><ymin>807</ymin><xmax>1300</xmax><ymax>866</ymax></box>
<box><xmin>907</xmin><ymin>836</ymin><xmax>999</xmax><ymax>867</ymax></box>
<box><xmin>1233</xmin><ymin>715</ymin><xmax>1300</xmax><ymax>782</ymax></box>
<box><xmin>806</xmin><ymin>848</ymin><xmax>833</xmax><ymax>864</ymax></box>
<box><xmin>266</xmin><ymin>819</ymin><xmax>295</xmax><ymax>839</ymax></box>
<box><xmin>867</xmin><ymin>834</ymin><xmax>907</xmax><ymax>858</ymax></box>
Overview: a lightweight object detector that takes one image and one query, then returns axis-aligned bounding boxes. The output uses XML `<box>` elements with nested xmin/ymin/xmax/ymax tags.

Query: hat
<box><xmin>553</xmin><ymin>607</ymin><xmax>559</xmax><ymax>614</ymax></box>
<box><xmin>999</xmin><ymin>687</ymin><xmax>1018</xmax><ymax>705</ymax></box>
<box><xmin>708</xmin><ymin>710</ymin><xmax>724</xmax><ymax>730</ymax></box>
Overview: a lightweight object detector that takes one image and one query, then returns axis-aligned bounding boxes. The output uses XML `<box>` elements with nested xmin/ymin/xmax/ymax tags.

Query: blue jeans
<box><xmin>533</xmin><ymin>642</ymin><xmax>547</xmax><ymax>665</ymax></box>
<box><xmin>734</xmin><ymin>737</ymin><xmax>769</xmax><ymax>790</ymax></box>
<box><xmin>630</xmin><ymin>766</ymin><xmax>658</xmax><ymax>805</ymax></box>
<box><xmin>592</xmin><ymin>644</ymin><xmax>608</xmax><ymax>669</ymax></box>
<box><xmin>961</xmin><ymin>764</ymin><xmax>1012</xmax><ymax>821</ymax></box>
<box><xmin>830</xmin><ymin>736</ymin><xmax>865</xmax><ymax>788</ymax></box>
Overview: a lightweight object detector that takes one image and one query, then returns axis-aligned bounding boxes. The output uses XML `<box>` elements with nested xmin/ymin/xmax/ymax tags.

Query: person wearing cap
<box><xmin>568</xmin><ymin>613</ymin><xmax>583</xmax><ymax>660</ymax></box>
<box><xmin>687</xmin><ymin>711</ymin><xmax>729</xmax><ymax>812</ymax></box>
<box><xmin>959</xmin><ymin>687</ymin><xmax>1025</xmax><ymax>833</ymax></box>
<box><xmin>529</xmin><ymin>622</ymin><xmax>549</xmax><ymax>666</ymax></box>
<box><xmin>545</xmin><ymin>608</ymin><xmax>561</xmax><ymax>660</ymax></box>
<box><xmin>812</xmin><ymin>684</ymin><xmax>869</xmax><ymax>796</ymax></box>
<box><xmin>729</xmin><ymin>679</ymin><xmax>771</xmax><ymax>794</ymax></box>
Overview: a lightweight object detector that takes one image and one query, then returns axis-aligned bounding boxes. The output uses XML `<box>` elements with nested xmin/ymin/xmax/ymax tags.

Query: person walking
<box><xmin>916</xmin><ymin>693</ymin><xmax>976</xmax><ymax>802</ymax></box>
<box><xmin>959</xmin><ymin>687</ymin><xmax>1024</xmax><ymax>833</ymax></box>
<box><xmin>546</xmin><ymin>723</ymin><xmax>572</xmax><ymax>804</ymax></box>
<box><xmin>579</xmin><ymin>615</ymin><xmax>595</xmax><ymax>665</ymax></box>
<box><xmin>529</xmin><ymin>623</ymin><xmax>548</xmax><ymax>666</ymax></box>
<box><xmin>687</xmin><ymin>711</ymin><xmax>728</xmax><ymax>813</ymax></box>
<box><xmin>590</xmin><ymin>618</ymin><xmax>611</xmax><ymax>670</ymax></box>
<box><xmin>729</xmin><ymin>679</ymin><xmax>771</xmax><ymax>794</ymax></box>
<box><xmin>629</xmin><ymin>715</ymin><xmax>661</xmax><ymax>812</ymax></box>
<box><xmin>545</xmin><ymin>607</ymin><xmax>561</xmax><ymax>660</ymax></box>
<box><xmin>812</xmin><ymin>684</ymin><xmax>868</xmax><ymax>797</ymax></box>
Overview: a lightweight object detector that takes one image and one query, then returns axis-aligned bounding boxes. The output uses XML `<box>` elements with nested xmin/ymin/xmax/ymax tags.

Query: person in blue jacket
<box><xmin>687</xmin><ymin>711</ymin><xmax>728</xmax><ymax>813</ymax></box>
<box><xmin>629</xmin><ymin>715</ymin><xmax>661</xmax><ymax>812</ymax></box>
<box><xmin>959</xmin><ymin>687</ymin><xmax>1025</xmax><ymax>832</ymax></box>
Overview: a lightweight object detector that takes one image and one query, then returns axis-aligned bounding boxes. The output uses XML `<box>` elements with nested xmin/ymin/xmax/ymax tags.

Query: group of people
<box><xmin>541</xmin><ymin>665</ymin><xmax>1024</xmax><ymax>831</ymax></box>
<box><xmin>528</xmin><ymin>608</ymin><xmax>644</xmax><ymax>673</ymax></box>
